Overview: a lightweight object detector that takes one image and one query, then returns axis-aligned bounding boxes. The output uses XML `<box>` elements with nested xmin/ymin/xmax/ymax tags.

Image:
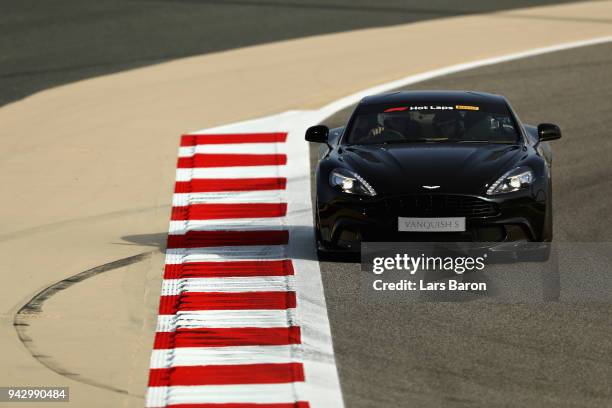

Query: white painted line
<box><xmin>168</xmin><ymin>218</ymin><xmax>285</xmax><ymax>234</ymax></box>
<box><xmin>176</xmin><ymin>166</ymin><xmax>283</xmax><ymax>181</ymax></box>
<box><xmin>173</xmin><ymin>190</ymin><xmax>285</xmax><ymax>206</ymax></box>
<box><xmin>156</xmin><ymin>309</ymin><xmax>297</xmax><ymax>331</ymax></box>
<box><xmin>316</xmin><ymin>36</ymin><xmax>612</xmax><ymax>120</ymax></box>
<box><xmin>178</xmin><ymin>143</ymin><xmax>286</xmax><ymax>157</ymax></box>
<box><xmin>164</xmin><ymin>245</ymin><xmax>287</xmax><ymax>263</ymax></box>
<box><xmin>150</xmin><ymin>345</ymin><xmax>301</xmax><ymax>368</ymax></box>
<box><xmin>160</xmin><ymin>276</ymin><xmax>295</xmax><ymax>295</ymax></box>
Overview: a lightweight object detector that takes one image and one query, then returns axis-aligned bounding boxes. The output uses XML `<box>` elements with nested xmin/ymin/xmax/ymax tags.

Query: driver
<box><xmin>384</xmin><ymin>115</ymin><xmax>406</xmax><ymax>135</ymax></box>
<box><xmin>432</xmin><ymin>110</ymin><xmax>462</xmax><ymax>140</ymax></box>
<box><xmin>383</xmin><ymin>113</ymin><xmax>422</xmax><ymax>140</ymax></box>
<box><xmin>351</xmin><ymin>115</ymin><xmax>380</xmax><ymax>143</ymax></box>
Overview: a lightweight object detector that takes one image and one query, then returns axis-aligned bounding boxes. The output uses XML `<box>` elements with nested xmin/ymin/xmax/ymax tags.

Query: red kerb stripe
<box><xmin>166</xmin><ymin>230</ymin><xmax>288</xmax><ymax>248</ymax></box>
<box><xmin>171</xmin><ymin>203</ymin><xmax>287</xmax><ymax>220</ymax></box>
<box><xmin>163</xmin><ymin>260</ymin><xmax>294</xmax><ymax>279</ymax></box>
<box><xmin>178</xmin><ymin>154</ymin><xmax>286</xmax><ymax>168</ymax></box>
<box><xmin>180</xmin><ymin>133</ymin><xmax>287</xmax><ymax>146</ymax></box>
<box><xmin>154</xmin><ymin>327</ymin><xmax>301</xmax><ymax>349</ymax></box>
<box><xmin>148</xmin><ymin>363</ymin><xmax>304</xmax><ymax>386</ymax></box>
<box><xmin>159</xmin><ymin>292</ymin><xmax>296</xmax><ymax>314</ymax></box>
<box><xmin>175</xmin><ymin>178</ymin><xmax>286</xmax><ymax>193</ymax></box>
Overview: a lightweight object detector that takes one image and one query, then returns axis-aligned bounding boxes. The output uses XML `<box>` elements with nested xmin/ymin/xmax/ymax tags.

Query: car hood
<box><xmin>341</xmin><ymin>143</ymin><xmax>524</xmax><ymax>195</ymax></box>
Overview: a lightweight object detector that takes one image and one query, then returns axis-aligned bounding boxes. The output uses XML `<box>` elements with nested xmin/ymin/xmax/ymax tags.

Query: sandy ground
<box><xmin>1</xmin><ymin>1</ymin><xmax>612</xmax><ymax>406</ymax></box>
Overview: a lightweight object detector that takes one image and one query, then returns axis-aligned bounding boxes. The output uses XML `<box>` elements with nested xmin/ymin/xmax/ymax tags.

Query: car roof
<box><xmin>360</xmin><ymin>90</ymin><xmax>507</xmax><ymax>106</ymax></box>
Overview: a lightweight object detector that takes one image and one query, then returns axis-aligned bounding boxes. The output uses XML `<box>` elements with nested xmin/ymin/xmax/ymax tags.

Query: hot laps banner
<box><xmin>361</xmin><ymin>242</ymin><xmax>612</xmax><ymax>302</ymax></box>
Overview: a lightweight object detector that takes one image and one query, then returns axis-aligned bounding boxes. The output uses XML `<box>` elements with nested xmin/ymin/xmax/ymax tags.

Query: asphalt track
<box><xmin>316</xmin><ymin>42</ymin><xmax>612</xmax><ymax>407</ymax></box>
<box><xmin>1</xmin><ymin>0</ymin><xmax>582</xmax><ymax>106</ymax></box>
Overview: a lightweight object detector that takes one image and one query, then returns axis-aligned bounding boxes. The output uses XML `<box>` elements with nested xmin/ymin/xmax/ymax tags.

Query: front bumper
<box><xmin>317</xmin><ymin>192</ymin><xmax>547</xmax><ymax>251</ymax></box>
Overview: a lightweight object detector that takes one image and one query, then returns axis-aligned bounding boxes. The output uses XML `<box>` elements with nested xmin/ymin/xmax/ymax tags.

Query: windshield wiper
<box><xmin>454</xmin><ymin>140</ymin><xmax>517</xmax><ymax>144</ymax></box>
<box><xmin>383</xmin><ymin>139</ymin><xmax>443</xmax><ymax>144</ymax></box>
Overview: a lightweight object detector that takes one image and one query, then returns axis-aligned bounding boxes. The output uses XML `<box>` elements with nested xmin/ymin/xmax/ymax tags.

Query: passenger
<box><xmin>462</xmin><ymin>111</ymin><xmax>489</xmax><ymax>141</ymax></box>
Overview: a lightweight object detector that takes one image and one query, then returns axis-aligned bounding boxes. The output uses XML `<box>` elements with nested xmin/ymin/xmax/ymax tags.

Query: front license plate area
<box><xmin>398</xmin><ymin>217</ymin><xmax>466</xmax><ymax>232</ymax></box>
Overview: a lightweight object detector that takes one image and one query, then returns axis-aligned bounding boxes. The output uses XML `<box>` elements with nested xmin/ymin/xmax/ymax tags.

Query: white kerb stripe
<box><xmin>150</xmin><ymin>345</ymin><xmax>302</xmax><ymax>368</ymax></box>
<box><xmin>176</xmin><ymin>166</ymin><xmax>283</xmax><ymax>181</ymax></box>
<box><xmin>156</xmin><ymin>309</ymin><xmax>297</xmax><ymax>331</ymax></box>
<box><xmin>168</xmin><ymin>218</ymin><xmax>285</xmax><ymax>234</ymax></box>
<box><xmin>146</xmin><ymin>384</ymin><xmax>304</xmax><ymax>407</ymax></box>
<box><xmin>173</xmin><ymin>190</ymin><xmax>285</xmax><ymax>206</ymax></box>
<box><xmin>178</xmin><ymin>143</ymin><xmax>286</xmax><ymax>157</ymax></box>
<box><xmin>164</xmin><ymin>245</ymin><xmax>286</xmax><ymax>263</ymax></box>
<box><xmin>160</xmin><ymin>276</ymin><xmax>295</xmax><ymax>296</ymax></box>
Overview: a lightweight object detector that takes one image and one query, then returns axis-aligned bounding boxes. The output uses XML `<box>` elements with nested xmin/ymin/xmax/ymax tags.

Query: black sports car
<box><xmin>306</xmin><ymin>91</ymin><xmax>561</xmax><ymax>254</ymax></box>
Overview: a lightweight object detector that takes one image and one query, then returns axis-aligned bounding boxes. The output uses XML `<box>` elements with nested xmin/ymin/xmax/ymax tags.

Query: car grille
<box><xmin>385</xmin><ymin>194</ymin><xmax>499</xmax><ymax>217</ymax></box>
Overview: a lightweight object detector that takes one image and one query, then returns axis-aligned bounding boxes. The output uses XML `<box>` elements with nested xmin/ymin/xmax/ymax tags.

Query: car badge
<box><xmin>422</xmin><ymin>185</ymin><xmax>441</xmax><ymax>190</ymax></box>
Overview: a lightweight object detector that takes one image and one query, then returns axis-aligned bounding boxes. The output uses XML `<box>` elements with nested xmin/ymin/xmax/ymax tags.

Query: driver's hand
<box><xmin>369</xmin><ymin>126</ymin><xmax>384</xmax><ymax>137</ymax></box>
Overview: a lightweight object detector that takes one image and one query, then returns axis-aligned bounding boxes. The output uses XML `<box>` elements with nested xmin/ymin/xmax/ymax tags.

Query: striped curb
<box><xmin>146</xmin><ymin>116</ymin><xmax>344</xmax><ymax>407</ymax></box>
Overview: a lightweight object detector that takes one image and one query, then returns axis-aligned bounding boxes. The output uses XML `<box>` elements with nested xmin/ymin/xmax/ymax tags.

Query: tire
<box><xmin>316</xmin><ymin>247</ymin><xmax>336</xmax><ymax>262</ymax></box>
<box><xmin>314</xmin><ymin>209</ymin><xmax>333</xmax><ymax>260</ymax></box>
<box><xmin>313</xmin><ymin>203</ymin><xmax>360</xmax><ymax>263</ymax></box>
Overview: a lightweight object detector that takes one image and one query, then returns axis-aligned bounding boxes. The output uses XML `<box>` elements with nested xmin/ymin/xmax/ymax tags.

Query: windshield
<box><xmin>345</xmin><ymin>103</ymin><xmax>520</xmax><ymax>145</ymax></box>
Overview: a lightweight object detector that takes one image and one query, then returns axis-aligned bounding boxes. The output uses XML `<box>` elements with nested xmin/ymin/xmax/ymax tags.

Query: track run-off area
<box><xmin>2</xmin><ymin>1</ymin><xmax>612</xmax><ymax>407</ymax></box>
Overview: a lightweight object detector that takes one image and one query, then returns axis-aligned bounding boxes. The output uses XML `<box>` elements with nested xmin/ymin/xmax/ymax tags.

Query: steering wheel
<box><xmin>377</xmin><ymin>128</ymin><xmax>405</xmax><ymax>141</ymax></box>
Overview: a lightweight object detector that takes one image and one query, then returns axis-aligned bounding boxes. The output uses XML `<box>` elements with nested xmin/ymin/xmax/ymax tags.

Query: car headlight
<box><xmin>487</xmin><ymin>166</ymin><xmax>534</xmax><ymax>195</ymax></box>
<box><xmin>329</xmin><ymin>168</ymin><xmax>377</xmax><ymax>196</ymax></box>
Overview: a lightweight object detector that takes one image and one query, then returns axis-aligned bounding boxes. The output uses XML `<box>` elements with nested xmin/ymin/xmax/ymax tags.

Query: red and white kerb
<box><xmin>146</xmin><ymin>132</ymin><xmax>310</xmax><ymax>408</ymax></box>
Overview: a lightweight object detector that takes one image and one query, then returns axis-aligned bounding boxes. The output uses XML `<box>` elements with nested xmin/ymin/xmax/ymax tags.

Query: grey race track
<box><xmin>1</xmin><ymin>0</ymin><xmax>583</xmax><ymax>107</ymax></box>
<box><xmin>315</xmin><ymin>42</ymin><xmax>612</xmax><ymax>407</ymax></box>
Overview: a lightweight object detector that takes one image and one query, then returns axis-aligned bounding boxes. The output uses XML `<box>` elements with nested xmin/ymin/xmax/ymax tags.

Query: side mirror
<box><xmin>537</xmin><ymin>123</ymin><xmax>562</xmax><ymax>142</ymax></box>
<box><xmin>305</xmin><ymin>125</ymin><xmax>329</xmax><ymax>143</ymax></box>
